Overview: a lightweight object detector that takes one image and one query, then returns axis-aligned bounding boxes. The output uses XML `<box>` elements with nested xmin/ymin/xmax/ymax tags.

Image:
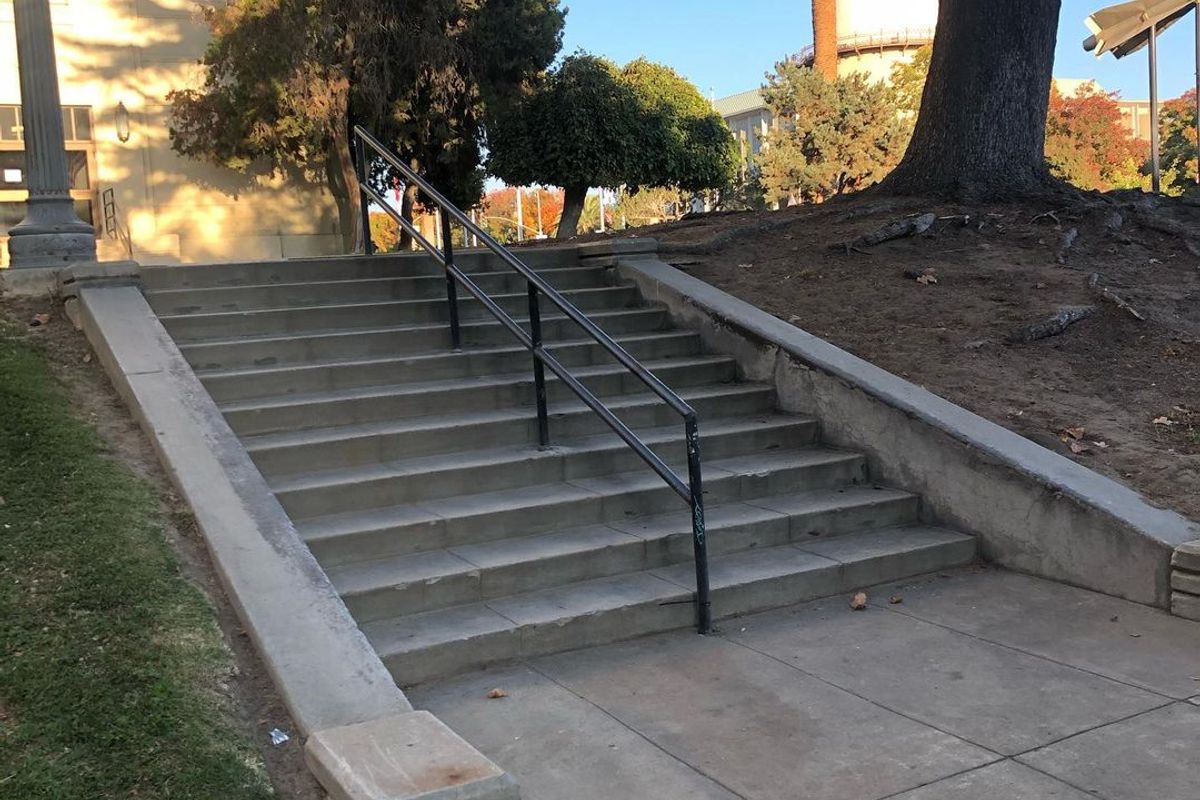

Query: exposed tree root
<box><xmin>658</xmin><ymin>215</ymin><xmax>800</xmax><ymax>255</ymax></box>
<box><xmin>1088</xmin><ymin>272</ymin><xmax>1144</xmax><ymax>321</ymax></box>
<box><xmin>832</xmin><ymin>212</ymin><xmax>936</xmax><ymax>252</ymax></box>
<box><xmin>1132</xmin><ymin>209</ymin><xmax>1199</xmax><ymax>242</ymax></box>
<box><xmin>1006</xmin><ymin>305</ymin><xmax>1096</xmax><ymax>343</ymax></box>
<box><xmin>1056</xmin><ymin>228</ymin><xmax>1079</xmax><ymax>264</ymax></box>
<box><xmin>830</xmin><ymin>198</ymin><xmax>907</xmax><ymax>223</ymax></box>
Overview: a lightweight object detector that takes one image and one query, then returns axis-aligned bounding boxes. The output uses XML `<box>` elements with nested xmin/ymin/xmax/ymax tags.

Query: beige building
<box><xmin>1</xmin><ymin>0</ymin><xmax>343</xmax><ymax>266</ymax></box>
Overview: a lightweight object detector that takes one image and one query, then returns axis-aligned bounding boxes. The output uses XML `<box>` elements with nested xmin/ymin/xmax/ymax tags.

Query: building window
<box><xmin>0</xmin><ymin>105</ymin><xmax>97</xmax><ymax>237</ymax></box>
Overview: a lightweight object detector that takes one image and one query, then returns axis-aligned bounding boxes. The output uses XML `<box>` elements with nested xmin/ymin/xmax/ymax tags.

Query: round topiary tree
<box><xmin>488</xmin><ymin>53</ymin><xmax>735</xmax><ymax>238</ymax></box>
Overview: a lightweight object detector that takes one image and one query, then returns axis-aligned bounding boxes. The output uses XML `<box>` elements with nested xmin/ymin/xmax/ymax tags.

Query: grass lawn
<box><xmin>0</xmin><ymin>316</ymin><xmax>274</xmax><ymax>798</ymax></box>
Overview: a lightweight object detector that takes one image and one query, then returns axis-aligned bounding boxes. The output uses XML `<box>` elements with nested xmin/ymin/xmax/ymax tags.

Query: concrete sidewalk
<box><xmin>411</xmin><ymin>567</ymin><xmax>1200</xmax><ymax>800</ymax></box>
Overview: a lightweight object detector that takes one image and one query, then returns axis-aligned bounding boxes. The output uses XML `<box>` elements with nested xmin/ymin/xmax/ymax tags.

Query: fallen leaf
<box><xmin>888</xmin><ymin>596</ymin><xmax>903</xmax><ymax>605</ymax></box>
<box><xmin>1153</xmin><ymin>416</ymin><xmax>1176</xmax><ymax>426</ymax></box>
<box><xmin>1091</xmin><ymin>440</ymin><xmax>1109</xmax><ymax>450</ymax></box>
<box><xmin>737</xmin><ymin>263</ymin><xmax>754</xmax><ymax>269</ymax></box>
<box><xmin>1069</xmin><ymin>441</ymin><xmax>1090</xmax><ymax>455</ymax></box>
<box><xmin>916</xmin><ymin>274</ymin><xmax>938</xmax><ymax>285</ymax></box>
<box><xmin>29</xmin><ymin>313</ymin><xmax>50</xmax><ymax>328</ymax></box>
<box><xmin>82</xmin><ymin>353</ymin><xmax>92</xmax><ymax>364</ymax></box>
<box><xmin>849</xmin><ymin>592</ymin><xmax>868</xmax><ymax>611</ymax></box>
<box><xmin>1059</xmin><ymin>426</ymin><xmax>1086</xmax><ymax>441</ymax></box>
<box><xmin>486</xmin><ymin>688</ymin><xmax>508</xmax><ymax>699</ymax></box>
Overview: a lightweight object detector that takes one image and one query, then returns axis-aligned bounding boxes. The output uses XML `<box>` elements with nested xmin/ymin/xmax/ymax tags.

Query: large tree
<box><xmin>488</xmin><ymin>54</ymin><xmax>735</xmax><ymax>238</ymax></box>
<box><xmin>1160</xmin><ymin>89</ymin><xmax>1199</xmax><ymax>193</ymax></box>
<box><xmin>882</xmin><ymin>0</ymin><xmax>1063</xmax><ymax>199</ymax></box>
<box><xmin>1045</xmin><ymin>82</ymin><xmax>1146</xmax><ymax>191</ymax></box>
<box><xmin>758</xmin><ymin>62</ymin><xmax>907</xmax><ymax>204</ymax></box>
<box><xmin>168</xmin><ymin>0</ymin><xmax>564</xmax><ymax>251</ymax></box>
<box><xmin>620</xmin><ymin>59</ymin><xmax>738</xmax><ymax>199</ymax></box>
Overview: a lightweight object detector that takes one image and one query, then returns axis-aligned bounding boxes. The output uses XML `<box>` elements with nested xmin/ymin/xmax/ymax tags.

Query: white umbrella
<box><xmin>1084</xmin><ymin>0</ymin><xmax>1194</xmax><ymax>57</ymax></box>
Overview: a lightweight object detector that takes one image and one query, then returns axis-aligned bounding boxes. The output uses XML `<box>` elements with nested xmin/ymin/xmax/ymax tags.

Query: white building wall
<box><xmin>835</xmin><ymin>0</ymin><xmax>938</xmax><ymax>39</ymax></box>
<box><xmin>1</xmin><ymin>0</ymin><xmax>342</xmax><ymax>265</ymax></box>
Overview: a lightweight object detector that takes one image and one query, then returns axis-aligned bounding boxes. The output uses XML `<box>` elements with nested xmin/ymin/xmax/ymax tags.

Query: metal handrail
<box><xmin>352</xmin><ymin>126</ymin><xmax>711</xmax><ymax>633</ymax></box>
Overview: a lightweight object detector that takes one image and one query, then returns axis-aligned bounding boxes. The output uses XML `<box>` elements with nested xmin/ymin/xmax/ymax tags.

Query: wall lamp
<box><xmin>115</xmin><ymin>101</ymin><xmax>130</xmax><ymax>143</ymax></box>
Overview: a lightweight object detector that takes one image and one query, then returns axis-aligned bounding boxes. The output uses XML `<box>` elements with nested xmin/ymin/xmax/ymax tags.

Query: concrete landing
<box><xmin>411</xmin><ymin>567</ymin><xmax>1200</xmax><ymax>800</ymax></box>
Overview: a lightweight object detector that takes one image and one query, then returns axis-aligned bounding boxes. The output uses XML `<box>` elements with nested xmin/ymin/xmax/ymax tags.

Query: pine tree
<box><xmin>758</xmin><ymin>63</ymin><xmax>907</xmax><ymax>204</ymax></box>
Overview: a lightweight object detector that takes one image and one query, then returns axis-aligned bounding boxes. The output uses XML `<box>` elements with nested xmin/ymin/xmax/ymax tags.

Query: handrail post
<box><xmin>686</xmin><ymin>416</ymin><xmax>711</xmax><ymax>634</ymax></box>
<box><xmin>527</xmin><ymin>281</ymin><xmax>551</xmax><ymax>448</ymax></box>
<box><xmin>354</xmin><ymin>134</ymin><xmax>373</xmax><ymax>256</ymax></box>
<box><xmin>440</xmin><ymin>211</ymin><xmax>462</xmax><ymax>351</ymax></box>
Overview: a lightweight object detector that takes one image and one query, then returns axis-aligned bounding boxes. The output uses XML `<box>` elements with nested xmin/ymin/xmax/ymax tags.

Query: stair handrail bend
<box><xmin>352</xmin><ymin>126</ymin><xmax>711</xmax><ymax>633</ymax></box>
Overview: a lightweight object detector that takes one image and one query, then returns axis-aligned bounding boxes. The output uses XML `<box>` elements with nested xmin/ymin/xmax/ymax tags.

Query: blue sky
<box><xmin>560</xmin><ymin>1</ymin><xmax>1197</xmax><ymax>102</ymax></box>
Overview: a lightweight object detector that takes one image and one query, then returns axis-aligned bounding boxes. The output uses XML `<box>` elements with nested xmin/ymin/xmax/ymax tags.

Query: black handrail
<box><xmin>352</xmin><ymin>126</ymin><xmax>711</xmax><ymax>633</ymax></box>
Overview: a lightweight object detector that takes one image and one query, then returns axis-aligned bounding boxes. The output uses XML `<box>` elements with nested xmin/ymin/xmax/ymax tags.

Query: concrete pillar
<box><xmin>6</xmin><ymin>0</ymin><xmax>97</xmax><ymax>268</ymax></box>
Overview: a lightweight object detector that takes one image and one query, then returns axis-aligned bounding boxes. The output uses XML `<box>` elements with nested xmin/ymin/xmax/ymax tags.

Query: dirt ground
<box><xmin>0</xmin><ymin>297</ymin><xmax>326</xmax><ymax>799</ymax></box>
<box><xmin>564</xmin><ymin>193</ymin><xmax>1200</xmax><ymax>522</ymax></box>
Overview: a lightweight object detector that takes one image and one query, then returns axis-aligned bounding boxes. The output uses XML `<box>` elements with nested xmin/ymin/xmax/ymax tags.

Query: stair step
<box><xmin>220</xmin><ymin>355</ymin><xmax>740</xmax><ymax>436</ymax></box>
<box><xmin>179</xmin><ymin>306</ymin><xmax>672</xmax><ymax>370</ymax></box>
<box><xmin>143</xmin><ymin>250</ymin><xmax>980</xmax><ymax>691</ymax></box>
<box><xmin>363</xmin><ymin>526</ymin><xmax>976</xmax><ymax>685</ymax></box>
<box><xmin>269</xmin><ymin>414</ymin><xmax>817</xmax><ymax>515</ymax></box>
<box><xmin>146</xmin><ymin>265</ymin><xmax>611</xmax><ymax>315</ymax></box>
<box><xmin>297</xmin><ymin>448</ymin><xmax>868</xmax><ymax>559</ymax></box>
<box><xmin>159</xmin><ymin>285</ymin><xmax>640</xmax><ymax>341</ymax></box>
<box><xmin>328</xmin><ymin>486</ymin><xmax>920</xmax><ymax>621</ymax></box>
<box><xmin>199</xmin><ymin>329</ymin><xmax>703</xmax><ymax>403</ymax></box>
<box><xmin>244</xmin><ymin>383</ymin><xmax>776</xmax><ymax>468</ymax></box>
<box><xmin>140</xmin><ymin>247</ymin><xmax>582</xmax><ymax>290</ymax></box>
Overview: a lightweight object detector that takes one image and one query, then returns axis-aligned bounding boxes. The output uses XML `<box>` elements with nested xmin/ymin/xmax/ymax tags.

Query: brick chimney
<box><xmin>811</xmin><ymin>0</ymin><xmax>838</xmax><ymax>79</ymax></box>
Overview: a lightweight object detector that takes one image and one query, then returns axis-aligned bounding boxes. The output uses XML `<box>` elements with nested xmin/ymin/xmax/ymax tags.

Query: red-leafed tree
<box><xmin>480</xmin><ymin>186</ymin><xmax>564</xmax><ymax>242</ymax></box>
<box><xmin>1045</xmin><ymin>82</ymin><xmax>1147</xmax><ymax>191</ymax></box>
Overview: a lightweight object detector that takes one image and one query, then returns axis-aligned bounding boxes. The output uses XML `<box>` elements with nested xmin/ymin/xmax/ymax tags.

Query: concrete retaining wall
<box><xmin>75</xmin><ymin>274</ymin><xmax>518</xmax><ymax>800</ymax></box>
<box><xmin>596</xmin><ymin>241</ymin><xmax>1200</xmax><ymax>609</ymax></box>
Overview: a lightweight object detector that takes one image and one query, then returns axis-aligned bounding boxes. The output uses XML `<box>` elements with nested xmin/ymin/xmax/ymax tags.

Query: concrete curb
<box><xmin>0</xmin><ymin>265</ymin><xmax>60</xmax><ymax>297</ymax></box>
<box><xmin>1171</xmin><ymin>542</ymin><xmax>1200</xmax><ymax>621</ymax></box>
<box><xmin>599</xmin><ymin>241</ymin><xmax>1200</xmax><ymax>609</ymax></box>
<box><xmin>76</xmin><ymin>284</ymin><xmax>518</xmax><ymax>799</ymax></box>
<box><xmin>306</xmin><ymin>712</ymin><xmax>520</xmax><ymax>800</ymax></box>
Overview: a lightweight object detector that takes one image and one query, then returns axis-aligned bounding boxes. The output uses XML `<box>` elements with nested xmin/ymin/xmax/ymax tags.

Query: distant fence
<box><xmin>793</xmin><ymin>28</ymin><xmax>936</xmax><ymax>64</ymax></box>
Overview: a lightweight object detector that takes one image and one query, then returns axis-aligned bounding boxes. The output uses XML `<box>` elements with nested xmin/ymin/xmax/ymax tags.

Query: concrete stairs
<box><xmin>142</xmin><ymin>247</ymin><xmax>976</xmax><ymax>685</ymax></box>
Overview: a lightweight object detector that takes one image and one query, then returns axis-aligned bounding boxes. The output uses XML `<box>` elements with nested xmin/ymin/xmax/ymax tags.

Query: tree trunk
<box><xmin>557</xmin><ymin>184</ymin><xmax>587</xmax><ymax>239</ymax></box>
<box><xmin>399</xmin><ymin>182</ymin><xmax>419</xmax><ymax>250</ymax></box>
<box><xmin>881</xmin><ymin>0</ymin><xmax>1062</xmax><ymax>199</ymax></box>
<box><xmin>811</xmin><ymin>0</ymin><xmax>838</xmax><ymax>80</ymax></box>
<box><xmin>327</xmin><ymin>134</ymin><xmax>363</xmax><ymax>254</ymax></box>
